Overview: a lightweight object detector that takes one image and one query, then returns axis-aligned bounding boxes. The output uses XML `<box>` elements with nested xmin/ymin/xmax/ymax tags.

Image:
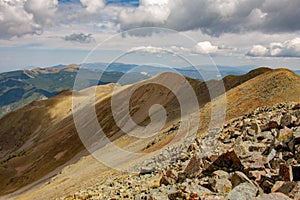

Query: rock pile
<box><xmin>63</xmin><ymin>102</ymin><xmax>300</xmax><ymax>200</ymax></box>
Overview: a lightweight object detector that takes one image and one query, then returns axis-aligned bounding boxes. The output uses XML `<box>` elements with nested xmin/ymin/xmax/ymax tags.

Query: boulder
<box><xmin>230</xmin><ymin>171</ymin><xmax>262</xmax><ymax>194</ymax></box>
<box><xmin>242</xmin><ymin>153</ymin><xmax>268</xmax><ymax>172</ymax></box>
<box><xmin>140</xmin><ymin>166</ymin><xmax>155</xmax><ymax>175</ymax></box>
<box><xmin>230</xmin><ymin>171</ymin><xmax>253</xmax><ymax>188</ymax></box>
<box><xmin>212</xmin><ymin>178</ymin><xmax>232</xmax><ymax>194</ymax></box>
<box><xmin>203</xmin><ymin>149</ymin><xmax>243</xmax><ymax>175</ymax></box>
<box><xmin>226</xmin><ymin>182</ymin><xmax>258</xmax><ymax>200</ymax></box>
<box><xmin>212</xmin><ymin>170</ymin><xmax>230</xmax><ymax>179</ymax></box>
<box><xmin>182</xmin><ymin>183</ymin><xmax>213</xmax><ymax>196</ymax></box>
<box><xmin>184</xmin><ymin>156</ymin><xmax>202</xmax><ymax>178</ymax></box>
<box><xmin>254</xmin><ymin>193</ymin><xmax>291</xmax><ymax>200</ymax></box>
<box><xmin>271</xmin><ymin>181</ymin><xmax>296</xmax><ymax>195</ymax></box>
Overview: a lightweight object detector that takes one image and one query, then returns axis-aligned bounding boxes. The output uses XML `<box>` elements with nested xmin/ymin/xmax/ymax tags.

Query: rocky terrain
<box><xmin>63</xmin><ymin>102</ymin><xmax>300</xmax><ymax>200</ymax></box>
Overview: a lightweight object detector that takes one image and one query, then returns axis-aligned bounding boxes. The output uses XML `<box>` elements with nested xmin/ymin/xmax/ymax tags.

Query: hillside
<box><xmin>0</xmin><ymin>84</ymin><xmax>119</xmax><ymax>195</ymax></box>
<box><xmin>0</xmin><ymin>65</ymin><xmax>149</xmax><ymax>119</ymax></box>
<box><xmin>1</xmin><ymin>67</ymin><xmax>299</xmax><ymax>199</ymax></box>
<box><xmin>198</xmin><ymin>68</ymin><xmax>300</xmax><ymax>135</ymax></box>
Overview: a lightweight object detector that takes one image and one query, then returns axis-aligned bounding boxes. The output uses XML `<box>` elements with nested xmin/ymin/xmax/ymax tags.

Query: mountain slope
<box><xmin>8</xmin><ymin>67</ymin><xmax>300</xmax><ymax>200</ymax></box>
<box><xmin>0</xmin><ymin>84</ymin><xmax>116</xmax><ymax>195</ymax></box>
<box><xmin>199</xmin><ymin>68</ymin><xmax>300</xmax><ymax>135</ymax></box>
<box><xmin>0</xmin><ymin>67</ymin><xmax>296</xmax><ymax>197</ymax></box>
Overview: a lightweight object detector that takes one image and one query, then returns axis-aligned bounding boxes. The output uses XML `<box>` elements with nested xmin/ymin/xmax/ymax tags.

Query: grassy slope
<box><xmin>0</xmin><ymin>66</ymin><xmax>149</xmax><ymax>119</ymax></box>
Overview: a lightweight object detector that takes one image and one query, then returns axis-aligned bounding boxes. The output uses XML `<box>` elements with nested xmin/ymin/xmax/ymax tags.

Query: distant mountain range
<box><xmin>0</xmin><ymin>64</ymin><xmax>149</xmax><ymax>119</ymax></box>
<box><xmin>52</xmin><ymin>62</ymin><xmax>300</xmax><ymax>78</ymax></box>
<box><xmin>79</xmin><ymin>63</ymin><xmax>256</xmax><ymax>79</ymax></box>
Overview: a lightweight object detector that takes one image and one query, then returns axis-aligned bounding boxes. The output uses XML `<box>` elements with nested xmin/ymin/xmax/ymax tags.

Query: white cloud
<box><xmin>247</xmin><ymin>38</ymin><xmax>300</xmax><ymax>57</ymax></box>
<box><xmin>129</xmin><ymin>46</ymin><xmax>178</xmax><ymax>55</ymax></box>
<box><xmin>24</xmin><ymin>0</ymin><xmax>58</xmax><ymax>24</ymax></box>
<box><xmin>194</xmin><ymin>41</ymin><xmax>218</xmax><ymax>54</ymax></box>
<box><xmin>118</xmin><ymin>0</ymin><xmax>300</xmax><ymax>36</ymax></box>
<box><xmin>129</xmin><ymin>42</ymin><xmax>221</xmax><ymax>56</ymax></box>
<box><xmin>0</xmin><ymin>0</ymin><xmax>58</xmax><ymax>39</ymax></box>
<box><xmin>80</xmin><ymin>0</ymin><xmax>105</xmax><ymax>13</ymax></box>
<box><xmin>247</xmin><ymin>45</ymin><xmax>268</xmax><ymax>57</ymax></box>
<box><xmin>119</xmin><ymin>0</ymin><xmax>170</xmax><ymax>31</ymax></box>
<box><xmin>0</xmin><ymin>0</ymin><xmax>39</xmax><ymax>39</ymax></box>
<box><xmin>1</xmin><ymin>0</ymin><xmax>300</xmax><ymax>40</ymax></box>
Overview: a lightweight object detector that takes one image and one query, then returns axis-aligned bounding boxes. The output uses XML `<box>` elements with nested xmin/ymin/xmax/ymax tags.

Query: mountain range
<box><xmin>0</xmin><ymin>64</ymin><xmax>149</xmax><ymax>119</ymax></box>
<box><xmin>3</xmin><ymin>62</ymin><xmax>299</xmax><ymax>120</ymax></box>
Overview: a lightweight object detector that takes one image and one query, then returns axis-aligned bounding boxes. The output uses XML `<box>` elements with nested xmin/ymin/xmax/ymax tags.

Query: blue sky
<box><xmin>0</xmin><ymin>0</ymin><xmax>300</xmax><ymax>72</ymax></box>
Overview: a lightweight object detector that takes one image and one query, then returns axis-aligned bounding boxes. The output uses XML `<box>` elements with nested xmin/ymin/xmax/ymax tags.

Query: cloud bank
<box><xmin>247</xmin><ymin>38</ymin><xmax>300</xmax><ymax>57</ymax></box>
<box><xmin>118</xmin><ymin>0</ymin><xmax>300</xmax><ymax>36</ymax></box>
<box><xmin>0</xmin><ymin>0</ymin><xmax>105</xmax><ymax>39</ymax></box>
<box><xmin>129</xmin><ymin>41</ymin><xmax>221</xmax><ymax>56</ymax></box>
<box><xmin>0</xmin><ymin>0</ymin><xmax>58</xmax><ymax>39</ymax></box>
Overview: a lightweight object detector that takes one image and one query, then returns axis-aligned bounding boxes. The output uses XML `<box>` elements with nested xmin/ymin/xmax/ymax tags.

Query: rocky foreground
<box><xmin>63</xmin><ymin>102</ymin><xmax>300</xmax><ymax>200</ymax></box>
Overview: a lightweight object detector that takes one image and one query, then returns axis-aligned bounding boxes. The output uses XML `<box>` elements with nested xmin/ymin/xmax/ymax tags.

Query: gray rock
<box><xmin>267</xmin><ymin>149</ymin><xmax>277</xmax><ymax>162</ymax></box>
<box><xmin>254</xmin><ymin>193</ymin><xmax>291</xmax><ymax>200</ymax></box>
<box><xmin>183</xmin><ymin>183</ymin><xmax>213</xmax><ymax>196</ymax></box>
<box><xmin>140</xmin><ymin>166</ymin><xmax>155</xmax><ymax>175</ymax></box>
<box><xmin>212</xmin><ymin>178</ymin><xmax>232</xmax><ymax>194</ymax></box>
<box><xmin>212</xmin><ymin>170</ymin><xmax>230</xmax><ymax>179</ymax></box>
<box><xmin>226</xmin><ymin>182</ymin><xmax>258</xmax><ymax>200</ymax></box>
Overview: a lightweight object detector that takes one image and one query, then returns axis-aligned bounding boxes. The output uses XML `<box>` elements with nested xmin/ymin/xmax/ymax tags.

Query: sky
<box><xmin>0</xmin><ymin>0</ymin><xmax>300</xmax><ymax>72</ymax></box>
